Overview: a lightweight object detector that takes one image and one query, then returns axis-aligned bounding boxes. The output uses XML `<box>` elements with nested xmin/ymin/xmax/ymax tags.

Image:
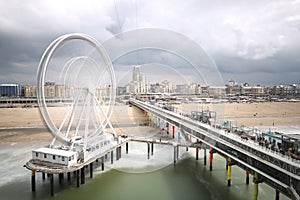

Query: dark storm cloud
<box><xmin>0</xmin><ymin>0</ymin><xmax>299</xmax><ymax>85</ymax></box>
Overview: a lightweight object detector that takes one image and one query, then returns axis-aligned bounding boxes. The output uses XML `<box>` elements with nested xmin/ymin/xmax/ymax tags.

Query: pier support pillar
<box><xmin>196</xmin><ymin>139</ymin><xmax>199</xmax><ymax>160</ymax></box>
<box><xmin>59</xmin><ymin>173</ymin><xmax>63</xmax><ymax>184</ymax></box>
<box><xmin>166</xmin><ymin>122</ymin><xmax>169</xmax><ymax>134</ymax></box>
<box><xmin>111</xmin><ymin>151</ymin><xmax>114</xmax><ymax>164</ymax></box>
<box><xmin>227</xmin><ymin>157</ymin><xmax>231</xmax><ymax>186</ymax></box>
<box><xmin>204</xmin><ymin>149</ymin><xmax>207</xmax><ymax>165</ymax></box>
<box><xmin>50</xmin><ymin>174</ymin><xmax>54</xmax><ymax>196</ymax></box>
<box><xmin>116</xmin><ymin>148</ymin><xmax>119</xmax><ymax>161</ymax></box>
<box><xmin>246</xmin><ymin>171</ymin><xmax>250</xmax><ymax>185</ymax></box>
<box><xmin>76</xmin><ymin>170</ymin><xmax>80</xmax><ymax>188</ymax></box>
<box><xmin>81</xmin><ymin>167</ymin><xmax>85</xmax><ymax>184</ymax></box>
<box><xmin>226</xmin><ymin>158</ymin><xmax>228</xmax><ymax>170</ymax></box>
<box><xmin>177</xmin><ymin>145</ymin><xmax>179</xmax><ymax>160</ymax></box>
<box><xmin>101</xmin><ymin>157</ymin><xmax>104</xmax><ymax>171</ymax></box>
<box><xmin>172</xmin><ymin>125</ymin><xmax>175</xmax><ymax>139</ymax></box>
<box><xmin>173</xmin><ymin>146</ymin><xmax>177</xmax><ymax>164</ymax></box>
<box><xmin>151</xmin><ymin>143</ymin><xmax>154</xmax><ymax>156</ymax></box>
<box><xmin>90</xmin><ymin>163</ymin><xmax>93</xmax><ymax>178</ymax></box>
<box><xmin>186</xmin><ymin>147</ymin><xmax>188</xmax><ymax>151</ymax></box>
<box><xmin>42</xmin><ymin>172</ymin><xmax>45</xmax><ymax>180</ymax></box>
<box><xmin>275</xmin><ymin>189</ymin><xmax>280</xmax><ymax>200</ymax></box>
<box><xmin>147</xmin><ymin>143</ymin><xmax>150</xmax><ymax>159</ymax></box>
<box><xmin>119</xmin><ymin>147</ymin><xmax>122</xmax><ymax>158</ymax></box>
<box><xmin>253</xmin><ymin>171</ymin><xmax>259</xmax><ymax>200</ymax></box>
<box><xmin>67</xmin><ymin>172</ymin><xmax>71</xmax><ymax>181</ymax></box>
<box><xmin>31</xmin><ymin>170</ymin><xmax>36</xmax><ymax>192</ymax></box>
<box><xmin>209</xmin><ymin>148</ymin><xmax>213</xmax><ymax>171</ymax></box>
<box><xmin>126</xmin><ymin>142</ymin><xmax>129</xmax><ymax>154</ymax></box>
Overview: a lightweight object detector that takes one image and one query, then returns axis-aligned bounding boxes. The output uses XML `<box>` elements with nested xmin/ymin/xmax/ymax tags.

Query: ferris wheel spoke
<box><xmin>92</xmin><ymin>98</ymin><xmax>107</xmax><ymax>136</ymax></box>
<box><xmin>90</xmin><ymin>104</ymin><xmax>99</xmax><ymax>131</ymax></box>
<box><xmin>84</xmin><ymin>93</ymin><xmax>91</xmax><ymax>147</ymax></box>
<box><xmin>64</xmin><ymin>94</ymin><xmax>80</xmax><ymax>138</ymax></box>
<box><xmin>93</xmin><ymin>94</ymin><xmax>116</xmax><ymax>136</ymax></box>
<box><xmin>73</xmin><ymin>92</ymin><xmax>89</xmax><ymax>140</ymax></box>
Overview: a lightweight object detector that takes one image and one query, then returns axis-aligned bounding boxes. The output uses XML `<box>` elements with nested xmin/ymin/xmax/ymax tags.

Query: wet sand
<box><xmin>0</xmin><ymin>102</ymin><xmax>299</xmax><ymax>142</ymax></box>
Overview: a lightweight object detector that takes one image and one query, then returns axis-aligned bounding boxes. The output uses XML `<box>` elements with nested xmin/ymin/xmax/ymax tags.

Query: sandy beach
<box><xmin>0</xmin><ymin>102</ymin><xmax>299</xmax><ymax>142</ymax></box>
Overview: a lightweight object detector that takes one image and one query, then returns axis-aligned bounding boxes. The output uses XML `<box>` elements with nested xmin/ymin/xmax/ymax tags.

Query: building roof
<box><xmin>33</xmin><ymin>147</ymin><xmax>77</xmax><ymax>157</ymax></box>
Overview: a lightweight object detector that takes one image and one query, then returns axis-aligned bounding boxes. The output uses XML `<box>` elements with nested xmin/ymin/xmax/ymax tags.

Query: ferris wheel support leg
<box><xmin>80</xmin><ymin>167</ymin><xmax>85</xmax><ymax>184</ymax></box>
<box><xmin>76</xmin><ymin>170</ymin><xmax>80</xmax><ymax>188</ymax></box>
<box><xmin>67</xmin><ymin>172</ymin><xmax>71</xmax><ymax>181</ymax></box>
<box><xmin>116</xmin><ymin>148</ymin><xmax>119</xmax><ymax>161</ymax></box>
<box><xmin>50</xmin><ymin>174</ymin><xmax>54</xmax><ymax>196</ymax></box>
<box><xmin>42</xmin><ymin>172</ymin><xmax>45</xmax><ymax>180</ymax></box>
<box><xmin>90</xmin><ymin>163</ymin><xmax>93</xmax><ymax>178</ymax></box>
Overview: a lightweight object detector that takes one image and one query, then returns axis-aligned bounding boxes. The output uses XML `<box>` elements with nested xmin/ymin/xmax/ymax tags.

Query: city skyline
<box><xmin>0</xmin><ymin>1</ymin><xmax>300</xmax><ymax>85</ymax></box>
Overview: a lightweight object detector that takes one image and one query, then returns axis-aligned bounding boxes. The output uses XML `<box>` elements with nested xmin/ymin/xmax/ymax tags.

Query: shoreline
<box><xmin>0</xmin><ymin>102</ymin><xmax>299</xmax><ymax>142</ymax></box>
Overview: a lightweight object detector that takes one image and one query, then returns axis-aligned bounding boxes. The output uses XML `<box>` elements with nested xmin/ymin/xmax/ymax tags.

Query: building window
<box><xmin>44</xmin><ymin>154</ymin><xmax>47</xmax><ymax>158</ymax></box>
<box><xmin>69</xmin><ymin>157</ymin><xmax>71</xmax><ymax>161</ymax></box>
<box><xmin>53</xmin><ymin>155</ymin><xmax>56</xmax><ymax>160</ymax></box>
<box><xmin>62</xmin><ymin>157</ymin><xmax>65</xmax><ymax>161</ymax></box>
<box><xmin>36</xmin><ymin>152</ymin><xmax>38</xmax><ymax>157</ymax></box>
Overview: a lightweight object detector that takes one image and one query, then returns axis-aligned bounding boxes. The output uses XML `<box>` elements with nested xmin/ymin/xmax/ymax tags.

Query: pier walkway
<box><xmin>130</xmin><ymin>99</ymin><xmax>300</xmax><ymax>199</ymax></box>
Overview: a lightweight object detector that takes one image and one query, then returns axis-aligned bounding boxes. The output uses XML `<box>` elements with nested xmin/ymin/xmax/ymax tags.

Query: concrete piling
<box><xmin>76</xmin><ymin>170</ymin><xmax>80</xmax><ymax>188</ymax></box>
<box><xmin>67</xmin><ymin>172</ymin><xmax>71</xmax><ymax>181</ymax></box>
<box><xmin>90</xmin><ymin>163</ymin><xmax>93</xmax><ymax>178</ymax></box>
<box><xmin>80</xmin><ymin>167</ymin><xmax>85</xmax><ymax>184</ymax></box>
<box><xmin>204</xmin><ymin>148</ymin><xmax>207</xmax><ymax>165</ymax></box>
<box><xmin>31</xmin><ymin>170</ymin><xmax>36</xmax><ymax>192</ymax></box>
<box><xmin>174</xmin><ymin>146</ymin><xmax>177</xmax><ymax>164</ymax></box>
<box><xmin>50</xmin><ymin>174</ymin><xmax>54</xmax><ymax>196</ymax></box>
<box><xmin>275</xmin><ymin>189</ymin><xmax>280</xmax><ymax>200</ymax></box>
<box><xmin>42</xmin><ymin>172</ymin><xmax>45</xmax><ymax>180</ymax></box>
<box><xmin>151</xmin><ymin>142</ymin><xmax>154</xmax><ymax>156</ymax></box>
<box><xmin>147</xmin><ymin>143</ymin><xmax>150</xmax><ymax>159</ymax></box>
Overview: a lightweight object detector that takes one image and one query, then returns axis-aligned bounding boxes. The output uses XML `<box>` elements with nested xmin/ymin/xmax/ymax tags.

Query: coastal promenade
<box><xmin>130</xmin><ymin>99</ymin><xmax>300</xmax><ymax>200</ymax></box>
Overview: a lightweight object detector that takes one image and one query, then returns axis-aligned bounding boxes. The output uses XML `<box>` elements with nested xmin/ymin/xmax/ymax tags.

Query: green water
<box><xmin>52</xmin><ymin>155</ymin><xmax>289</xmax><ymax>200</ymax></box>
<box><xmin>0</xmin><ymin>142</ymin><xmax>290</xmax><ymax>200</ymax></box>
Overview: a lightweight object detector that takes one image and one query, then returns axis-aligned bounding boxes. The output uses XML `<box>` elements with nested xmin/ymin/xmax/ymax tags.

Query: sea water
<box><xmin>0</xmin><ymin>140</ymin><xmax>290</xmax><ymax>200</ymax></box>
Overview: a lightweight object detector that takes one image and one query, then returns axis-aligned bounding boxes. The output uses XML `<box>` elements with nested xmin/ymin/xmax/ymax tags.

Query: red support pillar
<box><xmin>209</xmin><ymin>147</ymin><xmax>213</xmax><ymax>171</ymax></box>
<box><xmin>172</xmin><ymin>125</ymin><xmax>175</xmax><ymax>139</ymax></box>
<box><xmin>246</xmin><ymin>171</ymin><xmax>250</xmax><ymax>185</ymax></box>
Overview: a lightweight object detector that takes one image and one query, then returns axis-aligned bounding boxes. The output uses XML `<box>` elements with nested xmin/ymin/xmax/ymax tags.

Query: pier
<box><xmin>130</xmin><ymin>99</ymin><xmax>300</xmax><ymax>200</ymax></box>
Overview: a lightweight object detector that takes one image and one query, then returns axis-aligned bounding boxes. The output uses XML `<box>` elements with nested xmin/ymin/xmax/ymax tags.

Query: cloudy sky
<box><xmin>0</xmin><ymin>0</ymin><xmax>299</xmax><ymax>86</ymax></box>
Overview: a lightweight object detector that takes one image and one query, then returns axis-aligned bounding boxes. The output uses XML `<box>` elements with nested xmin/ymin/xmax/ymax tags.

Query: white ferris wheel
<box><xmin>36</xmin><ymin>33</ymin><xmax>116</xmax><ymax>152</ymax></box>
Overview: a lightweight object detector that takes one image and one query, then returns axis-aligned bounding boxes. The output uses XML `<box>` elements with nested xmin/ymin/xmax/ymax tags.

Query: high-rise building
<box><xmin>126</xmin><ymin>65</ymin><xmax>149</xmax><ymax>94</ymax></box>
